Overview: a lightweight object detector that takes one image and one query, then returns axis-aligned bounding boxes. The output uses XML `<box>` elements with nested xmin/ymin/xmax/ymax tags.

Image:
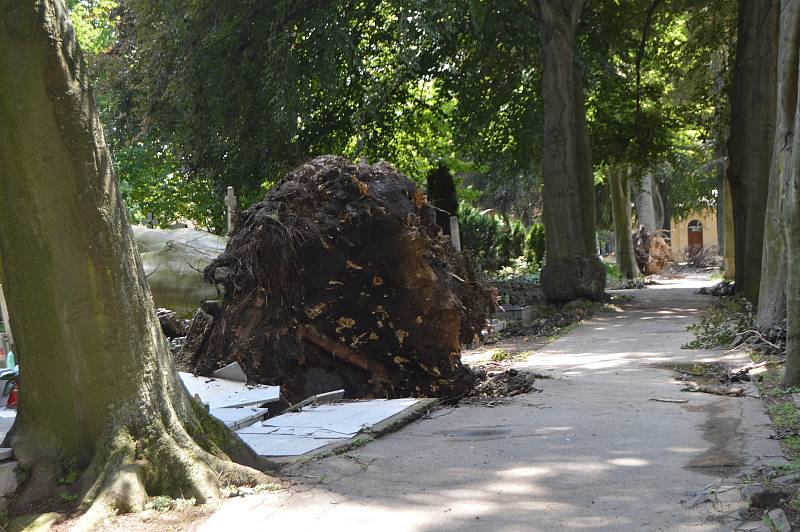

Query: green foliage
<box><xmin>67</xmin><ymin>0</ymin><xmax>118</xmax><ymax>53</ymax></box>
<box><xmin>603</xmin><ymin>261</ymin><xmax>622</xmax><ymax>281</ymax></box>
<box><xmin>114</xmin><ymin>139</ymin><xmax>219</xmax><ymax>231</ymax></box>
<box><xmin>493</xmin><ymin>257</ymin><xmax>540</xmax><ymax>282</ymax></box>
<box><xmin>145</xmin><ymin>495</ymin><xmax>173</xmax><ymax>512</ymax></box>
<box><xmin>57</xmin><ymin>456</ymin><xmax>80</xmax><ymax>485</ymax></box>
<box><xmin>458</xmin><ymin>203</ymin><xmax>542</xmax><ymax>275</ymax></box>
<box><xmin>14</xmin><ymin>463</ymin><xmax>31</xmax><ymax>485</ymax></box>
<box><xmin>67</xmin><ymin>0</ymin><xmax>735</xmax><ymax>233</ymax></box>
<box><xmin>525</xmin><ymin>223</ymin><xmax>546</xmax><ymax>267</ymax></box>
<box><xmin>59</xmin><ymin>492</ymin><xmax>79</xmax><ymax>503</ymax></box>
<box><xmin>490</xmin><ymin>349</ymin><xmax>511</xmax><ymax>362</ymax></box>
<box><xmin>769</xmin><ymin>403</ymin><xmax>800</xmax><ymax>430</ymax></box>
<box><xmin>683</xmin><ymin>298</ymin><xmax>755</xmax><ymax>349</ymax></box>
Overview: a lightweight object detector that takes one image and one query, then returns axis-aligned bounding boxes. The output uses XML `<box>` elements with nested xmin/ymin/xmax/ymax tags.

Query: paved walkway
<box><xmin>201</xmin><ymin>276</ymin><xmax>783</xmax><ymax>531</ymax></box>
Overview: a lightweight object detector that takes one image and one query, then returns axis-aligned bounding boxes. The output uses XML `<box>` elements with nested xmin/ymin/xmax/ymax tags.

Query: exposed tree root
<box><xmin>8</xmin><ymin>390</ymin><xmax>276</xmax><ymax>531</ymax></box>
<box><xmin>69</xmin><ymin>413</ymin><xmax>274</xmax><ymax>531</ymax></box>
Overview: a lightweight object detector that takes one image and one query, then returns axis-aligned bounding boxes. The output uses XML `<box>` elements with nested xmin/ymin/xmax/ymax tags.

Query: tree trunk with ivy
<box><xmin>727</xmin><ymin>0</ymin><xmax>779</xmax><ymax>303</ymax></box>
<box><xmin>532</xmin><ymin>0</ymin><xmax>605</xmax><ymax>302</ymax></box>
<box><xmin>0</xmin><ymin>0</ymin><xmax>269</xmax><ymax>524</ymax></box>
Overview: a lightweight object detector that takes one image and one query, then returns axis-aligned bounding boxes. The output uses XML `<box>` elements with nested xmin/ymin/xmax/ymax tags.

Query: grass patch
<box><xmin>490</xmin><ymin>349</ymin><xmax>512</xmax><ymax>362</ymax></box>
<box><xmin>769</xmin><ymin>402</ymin><xmax>800</xmax><ymax>430</ymax></box>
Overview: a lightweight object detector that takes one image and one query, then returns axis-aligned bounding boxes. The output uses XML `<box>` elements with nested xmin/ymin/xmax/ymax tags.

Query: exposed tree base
<box><xmin>11</xmin><ymin>399</ymin><xmax>274</xmax><ymax>529</ymax></box>
<box><xmin>540</xmin><ymin>256</ymin><xmax>605</xmax><ymax>303</ymax></box>
<box><xmin>179</xmin><ymin>156</ymin><xmax>493</xmax><ymax>403</ymax></box>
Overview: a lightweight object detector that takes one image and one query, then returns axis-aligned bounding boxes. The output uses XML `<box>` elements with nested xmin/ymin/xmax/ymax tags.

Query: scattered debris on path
<box><xmin>682</xmin><ymin>383</ymin><xmax>745</xmax><ymax>397</ymax></box>
<box><xmin>486</xmin><ymin>300</ymin><xmax>595</xmax><ymax>343</ymax></box>
<box><xmin>179</xmin><ymin>156</ymin><xmax>493</xmax><ymax>402</ymax></box>
<box><xmin>657</xmin><ymin>361</ymin><xmax>757</xmax><ymax>397</ymax></box>
<box><xmin>697</xmin><ymin>280</ymin><xmax>736</xmax><ymax>297</ymax></box>
<box><xmin>456</xmin><ymin>368</ymin><xmax>543</xmax><ymax>406</ymax></box>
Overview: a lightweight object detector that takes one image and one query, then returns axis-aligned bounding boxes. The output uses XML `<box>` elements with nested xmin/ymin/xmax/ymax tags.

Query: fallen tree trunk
<box><xmin>178</xmin><ymin>156</ymin><xmax>494</xmax><ymax>402</ymax></box>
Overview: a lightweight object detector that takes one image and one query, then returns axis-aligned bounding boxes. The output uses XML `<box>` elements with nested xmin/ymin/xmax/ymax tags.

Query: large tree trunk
<box><xmin>609</xmin><ymin>167</ymin><xmax>638</xmax><ymax>279</ymax></box>
<box><xmin>727</xmin><ymin>0</ymin><xmax>779</xmax><ymax>303</ymax></box>
<box><xmin>534</xmin><ymin>0</ymin><xmax>605</xmax><ymax>302</ymax></box>
<box><xmin>776</xmin><ymin>0</ymin><xmax>800</xmax><ymax>386</ymax></box>
<box><xmin>723</xmin><ymin>174</ymin><xmax>737</xmax><ymax>280</ymax></box>
<box><xmin>633</xmin><ymin>173</ymin><xmax>661</xmax><ymax>233</ymax></box>
<box><xmin>0</xmin><ymin>0</ymin><xmax>267</xmax><ymax>522</ymax></box>
<box><xmin>758</xmin><ymin>2</ymin><xmax>797</xmax><ymax>331</ymax></box>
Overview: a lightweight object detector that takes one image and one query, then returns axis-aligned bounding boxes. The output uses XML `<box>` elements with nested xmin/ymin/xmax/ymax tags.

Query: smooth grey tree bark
<box><xmin>774</xmin><ymin>0</ymin><xmax>800</xmax><ymax>386</ymax></box>
<box><xmin>727</xmin><ymin>0</ymin><xmax>779</xmax><ymax>303</ymax></box>
<box><xmin>609</xmin><ymin>167</ymin><xmax>639</xmax><ymax>280</ymax></box>
<box><xmin>758</xmin><ymin>1</ymin><xmax>797</xmax><ymax>331</ymax></box>
<box><xmin>633</xmin><ymin>173</ymin><xmax>663</xmax><ymax>233</ymax></box>
<box><xmin>530</xmin><ymin>0</ymin><xmax>605</xmax><ymax>302</ymax></box>
<box><xmin>0</xmin><ymin>0</ymin><xmax>268</xmax><ymax>523</ymax></box>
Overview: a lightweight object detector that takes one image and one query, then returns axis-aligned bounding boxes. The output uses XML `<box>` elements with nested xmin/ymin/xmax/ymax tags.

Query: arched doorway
<box><xmin>687</xmin><ymin>220</ymin><xmax>703</xmax><ymax>259</ymax></box>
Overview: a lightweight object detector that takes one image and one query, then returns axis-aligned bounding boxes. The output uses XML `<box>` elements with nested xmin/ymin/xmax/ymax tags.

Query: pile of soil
<box><xmin>177</xmin><ymin>156</ymin><xmax>494</xmax><ymax>402</ymax></box>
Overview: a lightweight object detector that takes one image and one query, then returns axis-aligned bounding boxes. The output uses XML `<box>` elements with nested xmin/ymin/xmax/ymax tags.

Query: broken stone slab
<box><xmin>213</xmin><ymin>361</ymin><xmax>247</xmax><ymax>383</ymax></box>
<box><xmin>178</xmin><ymin>372</ymin><xmax>280</xmax><ymax>409</ymax></box>
<box><xmin>740</xmin><ymin>484</ymin><xmax>785</xmax><ymax>508</ymax></box>
<box><xmin>209</xmin><ymin>407</ymin><xmax>268</xmax><ymax>430</ymax></box>
<box><xmin>236</xmin><ymin>398</ymin><xmax>436</xmax><ymax>460</ymax></box>
<box><xmin>767</xmin><ymin>508</ymin><xmax>792</xmax><ymax>532</ymax></box>
<box><xmin>284</xmin><ymin>389</ymin><xmax>346</xmax><ymax>413</ymax></box>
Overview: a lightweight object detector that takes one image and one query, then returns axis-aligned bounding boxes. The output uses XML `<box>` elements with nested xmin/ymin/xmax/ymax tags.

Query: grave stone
<box><xmin>225</xmin><ymin>186</ymin><xmax>237</xmax><ymax>235</ymax></box>
<box><xmin>449</xmin><ymin>216</ymin><xmax>462</xmax><ymax>252</ymax></box>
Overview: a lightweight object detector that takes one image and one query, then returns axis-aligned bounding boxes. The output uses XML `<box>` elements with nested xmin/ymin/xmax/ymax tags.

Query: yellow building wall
<box><xmin>669</xmin><ymin>209</ymin><xmax>719</xmax><ymax>259</ymax></box>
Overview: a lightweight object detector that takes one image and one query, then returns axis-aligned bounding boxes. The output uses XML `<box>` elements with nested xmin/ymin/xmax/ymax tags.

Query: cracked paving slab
<box><xmin>200</xmin><ymin>274</ymin><xmax>784</xmax><ymax>531</ymax></box>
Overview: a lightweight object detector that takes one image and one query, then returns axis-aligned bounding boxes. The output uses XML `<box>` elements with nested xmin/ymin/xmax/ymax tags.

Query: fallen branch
<box><xmin>725</xmin><ymin>329</ymin><xmax>784</xmax><ymax>352</ymax></box>
<box><xmin>650</xmin><ymin>398</ymin><xmax>689</xmax><ymax>403</ymax></box>
<box><xmin>682</xmin><ymin>384</ymin><xmax>744</xmax><ymax>397</ymax></box>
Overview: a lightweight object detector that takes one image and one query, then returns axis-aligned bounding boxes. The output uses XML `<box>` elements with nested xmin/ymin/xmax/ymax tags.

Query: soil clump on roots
<box><xmin>178</xmin><ymin>156</ymin><xmax>494</xmax><ymax>402</ymax></box>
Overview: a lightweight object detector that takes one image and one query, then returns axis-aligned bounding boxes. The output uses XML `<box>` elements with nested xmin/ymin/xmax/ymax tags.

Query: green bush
<box><xmin>525</xmin><ymin>223</ymin><xmax>545</xmax><ymax>266</ymax></box>
<box><xmin>458</xmin><ymin>203</ymin><xmax>543</xmax><ymax>274</ymax></box>
<box><xmin>603</xmin><ymin>261</ymin><xmax>621</xmax><ymax>281</ymax></box>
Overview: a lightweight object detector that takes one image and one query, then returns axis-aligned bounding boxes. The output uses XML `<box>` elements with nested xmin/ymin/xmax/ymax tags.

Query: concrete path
<box><xmin>201</xmin><ymin>275</ymin><xmax>783</xmax><ymax>531</ymax></box>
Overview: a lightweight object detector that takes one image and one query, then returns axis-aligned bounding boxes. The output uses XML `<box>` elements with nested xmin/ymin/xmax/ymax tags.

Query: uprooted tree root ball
<box><xmin>179</xmin><ymin>156</ymin><xmax>494</xmax><ymax>402</ymax></box>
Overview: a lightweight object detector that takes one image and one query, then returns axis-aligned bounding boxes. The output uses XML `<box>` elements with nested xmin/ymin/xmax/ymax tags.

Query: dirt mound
<box><xmin>178</xmin><ymin>156</ymin><xmax>494</xmax><ymax>402</ymax></box>
<box><xmin>633</xmin><ymin>225</ymin><xmax>671</xmax><ymax>275</ymax></box>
